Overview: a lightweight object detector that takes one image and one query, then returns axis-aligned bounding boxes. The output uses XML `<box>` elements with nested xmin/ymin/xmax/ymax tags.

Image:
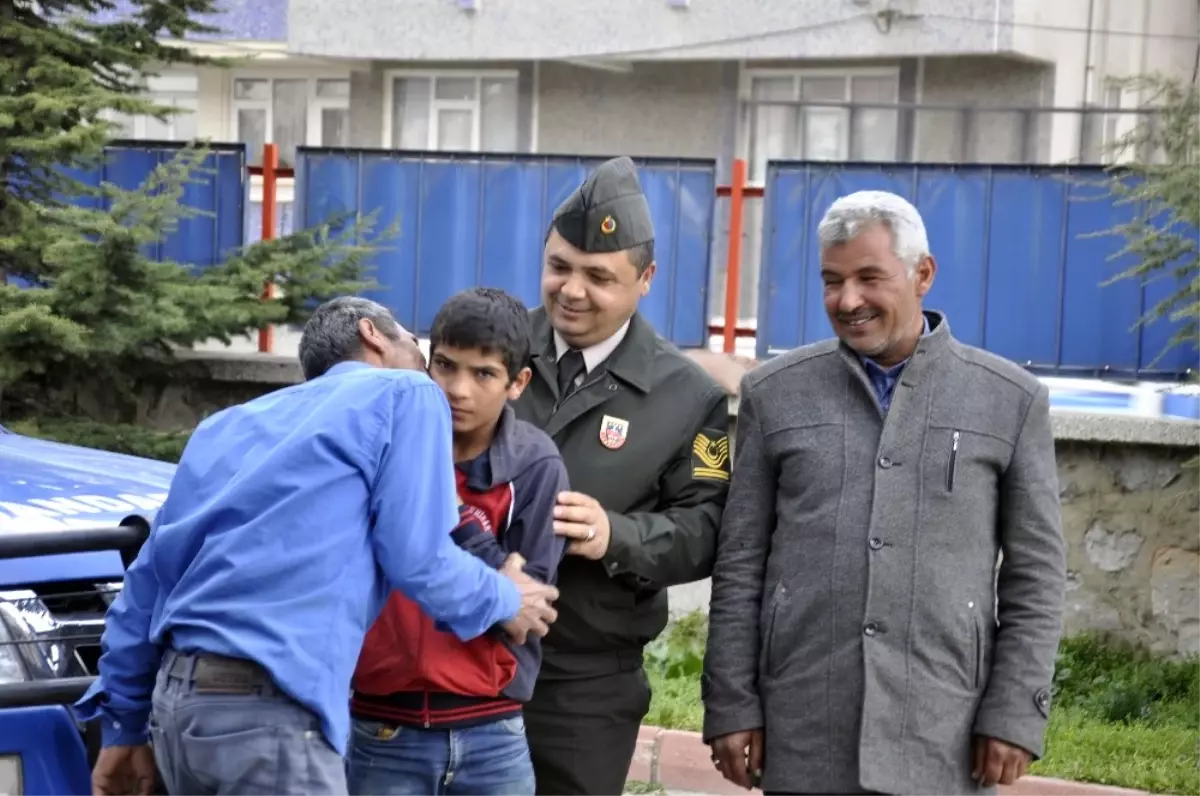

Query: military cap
<box><xmin>550</xmin><ymin>156</ymin><xmax>654</xmax><ymax>254</ymax></box>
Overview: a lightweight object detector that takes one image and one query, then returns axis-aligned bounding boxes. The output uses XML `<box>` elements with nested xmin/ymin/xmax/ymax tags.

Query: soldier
<box><xmin>512</xmin><ymin>156</ymin><xmax>732</xmax><ymax>795</ymax></box>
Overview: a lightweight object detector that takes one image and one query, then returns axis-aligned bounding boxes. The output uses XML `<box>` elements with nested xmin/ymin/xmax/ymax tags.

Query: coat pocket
<box><xmin>971</xmin><ymin>612</ymin><xmax>982</xmax><ymax>691</ymax></box>
<box><xmin>761</xmin><ymin>581</ymin><xmax>786</xmax><ymax>680</ymax></box>
<box><xmin>946</xmin><ymin>430</ymin><xmax>960</xmax><ymax>492</ymax></box>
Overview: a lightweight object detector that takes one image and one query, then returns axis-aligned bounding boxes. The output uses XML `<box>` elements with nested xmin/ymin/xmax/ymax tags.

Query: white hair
<box><xmin>816</xmin><ymin>190</ymin><xmax>930</xmax><ymax>276</ymax></box>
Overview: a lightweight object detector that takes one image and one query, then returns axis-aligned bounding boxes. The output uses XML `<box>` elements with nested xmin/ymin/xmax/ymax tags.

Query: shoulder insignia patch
<box><xmin>691</xmin><ymin>430</ymin><xmax>730</xmax><ymax>481</ymax></box>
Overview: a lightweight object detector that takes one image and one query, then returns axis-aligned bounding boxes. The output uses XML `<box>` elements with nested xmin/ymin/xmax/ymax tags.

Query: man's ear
<box><xmin>358</xmin><ymin>318</ymin><xmax>388</xmax><ymax>356</ymax></box>
<box><xmin>915</xmin><ymin>254</ymin><xmax>937</xmax><ymax>299</ymax></box>
<box><xmin>638</xmin><ymin>262</ymin><xmax>656</xmax><ymax>297</ymax></box>
<box><xmin>507</xmin><ymin>366</ymin><xmax>533</xmax><ymax>401</ymax></box>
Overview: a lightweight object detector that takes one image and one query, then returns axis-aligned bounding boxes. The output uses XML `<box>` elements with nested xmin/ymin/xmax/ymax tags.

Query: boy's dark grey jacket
<box><xmin>702</xmin><ymin>310</ymin><xmax>1067</xmax><ymax>795</ymax></box>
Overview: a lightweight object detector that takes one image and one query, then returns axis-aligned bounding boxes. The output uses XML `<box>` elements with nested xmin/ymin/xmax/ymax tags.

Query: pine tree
<box><xmin>1095</xmin><ymin>74</ymin><xmax>1199</xmax><ymax>471</ymax></box>
<box><xmin>0</xmin><ymin>0</ymin><xmax>384</xmax><ymax>414</ymax></box>
<box><xmin>1097</xmin><ymin>74</ymin><xmax>1199</xmax><ymax>367</ymax></box>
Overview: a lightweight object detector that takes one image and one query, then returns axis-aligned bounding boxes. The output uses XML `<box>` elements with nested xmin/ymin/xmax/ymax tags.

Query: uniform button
<box><xmin>868</xmin><ymin>537</ymin><xmax>884</xmax><ymax>550</ymax></box>
<box><xmin>878</xmin><ymin>456</ymin><xmax>893</xmax><ymax>469</ymax></box>
<box><xmin>864</xmin><ymin>622</ymin><xmax>879</xmax><ymax>637</ymax></box>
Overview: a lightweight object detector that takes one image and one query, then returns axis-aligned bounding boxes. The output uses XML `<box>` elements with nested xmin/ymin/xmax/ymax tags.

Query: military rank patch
<box><xmin>691</xmin><ymin>429</ymin><xmax>731</xmax><ymax>481</ymax></box>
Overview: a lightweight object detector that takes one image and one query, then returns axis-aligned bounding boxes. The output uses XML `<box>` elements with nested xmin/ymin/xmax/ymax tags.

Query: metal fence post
<box><xmin>258</xmin><ymin>143</ymin><xmax>279</xmax><ymax>354</ymax></box>
<box><xmin>722</xmin><ymin>158</ymin><xmax>747</xmax><ymax>355</ymax></box>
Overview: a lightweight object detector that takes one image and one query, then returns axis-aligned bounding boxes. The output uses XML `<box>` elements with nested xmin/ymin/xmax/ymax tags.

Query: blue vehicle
<box><xmin>0</xmin><ymin>424</ymin><xmax>176</xmax><ymax>795</ymax></box>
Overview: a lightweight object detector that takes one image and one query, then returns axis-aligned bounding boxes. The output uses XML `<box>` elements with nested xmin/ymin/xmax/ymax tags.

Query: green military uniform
<box><xmin>512</xmin><ymin>156</ymin><xmax>732</xmax><ymax>795</ymax></box>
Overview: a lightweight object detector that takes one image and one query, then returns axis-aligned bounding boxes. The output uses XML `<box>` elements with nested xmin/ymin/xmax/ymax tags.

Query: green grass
<box><xmin>643</xmin><ymin>616</ymin><xmax>1200</xmax><ymax>795</ymax></box>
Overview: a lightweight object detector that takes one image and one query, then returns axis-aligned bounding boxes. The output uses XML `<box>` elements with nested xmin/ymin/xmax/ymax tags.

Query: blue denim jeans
<box><xmin>347</xmin><ymin>715</ymin><xmax>536</xmax><ymax>796</ymax></box>
<box><xmin>148</xmin><ymin>650</ymin><xmax>347</xmax><ymax>795</ymax></box>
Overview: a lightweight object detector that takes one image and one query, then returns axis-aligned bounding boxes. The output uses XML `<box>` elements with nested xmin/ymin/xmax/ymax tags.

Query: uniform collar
<box><xmin>530</xmin><ymin>307</ymin><xmax>657</xmax><ymax>394</ymax></box>
<box><xmin>553</xmin><ymin>319</ymin><xmax>630</xmax><ymax>374</ymax></box>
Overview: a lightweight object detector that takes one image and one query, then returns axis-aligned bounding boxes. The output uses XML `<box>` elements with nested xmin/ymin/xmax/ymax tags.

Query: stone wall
<box><xmin>52</xmin><ymin>350</ymin><xmax>1200</xmax><ymax>658</ymax></box>
<box><xmin>1059</xmin><ymin>440</ymin><xmax>1198</xmax><ymax>657</ymax></box>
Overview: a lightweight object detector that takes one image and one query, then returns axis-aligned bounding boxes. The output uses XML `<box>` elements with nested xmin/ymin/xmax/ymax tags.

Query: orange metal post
<box><xmin>257</xmin><ymin>143</ymin><xmax>279</xmax><ymax>353</ymax></box>
<box><xmin>721</xmin><ymin>158</ymin><xmax>748</xmax><ymax>355</ymax></box>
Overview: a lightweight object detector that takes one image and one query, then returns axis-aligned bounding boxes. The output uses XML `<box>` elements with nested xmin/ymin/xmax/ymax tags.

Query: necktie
<box><xmin>557</xmin><ymin>348</ymin><xmax>586</xmax><ymax>398</ymax></box>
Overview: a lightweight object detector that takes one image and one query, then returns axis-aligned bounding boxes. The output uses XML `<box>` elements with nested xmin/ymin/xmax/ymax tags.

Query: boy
<box><xmin>347</xmin><ymin>287</ymin><xmax>569</xmax><ymax>796</ymax></box>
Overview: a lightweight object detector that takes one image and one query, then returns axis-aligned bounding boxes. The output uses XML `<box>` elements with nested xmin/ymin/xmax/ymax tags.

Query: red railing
<box><xmin>712</xmin><ymin>158</ymin><xmax>762</xmax><ymax>353</ymax></box>
<box><xmin>249</xmin><ymin>144</ymin><xmax>295</xmax><ymax>353</ymax></box>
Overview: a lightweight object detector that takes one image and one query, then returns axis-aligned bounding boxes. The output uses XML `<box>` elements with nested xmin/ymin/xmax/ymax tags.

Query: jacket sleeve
<box><xmin>507</xmin><ymin>454</ymin><xmax>570</xmax><ymax>586</ymax></box>
<box><xmin>701</xmin><ymin>375</ymin><xmax>773</xmax><ymax>742</ymax></box>
<box><xmin>436</xmin><ymin>456</ymin><xmax>569</xmax><ymax>636</ymax></box>
<box><xmin>972</xmin><ymin>383</ymin><xmax>1066</xmax><ymax>759</ymax></box>
<box><xmin>72</xmin><ymin>518</ymin><xmax>166</xmax><ymax>747</ymax></box>
<box><xmin>451</xmin><ymin>502</ymin><xmax>510</xmax><ymax>570</ymax></box>
<box><xmin>370</xmin><ymin>381</ymin><xmax>521</xmax><ymax>642</ymax></box>
<box><xmin>601</xmin><ymin>384</ymin><xmax>730</xmax><ymax>591</ymax></box>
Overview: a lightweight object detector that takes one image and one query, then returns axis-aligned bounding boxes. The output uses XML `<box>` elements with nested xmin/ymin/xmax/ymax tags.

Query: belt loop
<box><xmin>164</xmin><ymin>649</ymin><xmax>195</xmax><ymax>682</ymax></box>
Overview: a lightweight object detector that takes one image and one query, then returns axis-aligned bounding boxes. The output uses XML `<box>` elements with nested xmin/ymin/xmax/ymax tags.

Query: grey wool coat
<box><xmin>701</xmin><ymin>311</ymin><xmax>1067</xmax><ymax>795</ymax></box>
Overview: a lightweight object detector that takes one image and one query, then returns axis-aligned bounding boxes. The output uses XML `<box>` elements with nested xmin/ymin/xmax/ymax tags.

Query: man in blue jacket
<box><xmin>78</xmin><ymin>296</ymin><xmax>560</xmax><ymax>796</ymax></box>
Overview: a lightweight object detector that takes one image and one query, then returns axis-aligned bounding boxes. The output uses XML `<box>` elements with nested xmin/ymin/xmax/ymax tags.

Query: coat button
<box><xmin>868</xmin><ymin>537</ymin><xmax>884</xmax><ymax>550</ymax></box>
<box><xmin>863</xmin><ymin>622</ymin><xmax>879</xmax><ymax>636</ymax></box>
<box><xmin>878</xmin><ymin>456</ymin><xmax>893</xmax><ymax>469</ymax></box>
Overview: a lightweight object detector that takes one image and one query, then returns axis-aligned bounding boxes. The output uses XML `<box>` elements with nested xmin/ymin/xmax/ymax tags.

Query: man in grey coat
<box><xmin>701</xmin><ymin>190</ymin><xmax>1067</xmax><ymax>795</ymax></box>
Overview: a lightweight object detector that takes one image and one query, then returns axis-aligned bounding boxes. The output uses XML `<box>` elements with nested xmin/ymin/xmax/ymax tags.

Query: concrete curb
<box><xmin>627</xmin><ymin>726</ymin><xmax>1148</xmax><ymax>795</ymax></box>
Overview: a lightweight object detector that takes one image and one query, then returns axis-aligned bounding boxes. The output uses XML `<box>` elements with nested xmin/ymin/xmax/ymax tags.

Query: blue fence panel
<box><xmin>57</xmin><ymin>140</ymin><xmax>247</xmax><ymax>269</ymax></box>
<box><xmin>756</xmin><ymin>162</ymin><xmax>1198</xmax><ymax>379</ymax></box>
<box><xmin>294</xmin><ymin>148</ymin><xmax>717</xmax><ymax>348</ymax></box>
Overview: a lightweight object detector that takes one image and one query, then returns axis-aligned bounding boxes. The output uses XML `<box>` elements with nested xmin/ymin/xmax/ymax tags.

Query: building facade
<box><xmin>109</xmin><ymin>0</ymin><xmax>1200</xmax><ymax>322</ymax></box>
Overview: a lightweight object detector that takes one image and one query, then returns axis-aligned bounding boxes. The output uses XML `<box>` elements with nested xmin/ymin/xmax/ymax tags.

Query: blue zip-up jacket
<box><xmin>73</xmin><ymin>361</ymin><xmax>522</xmax><ymax>756</ymax></box>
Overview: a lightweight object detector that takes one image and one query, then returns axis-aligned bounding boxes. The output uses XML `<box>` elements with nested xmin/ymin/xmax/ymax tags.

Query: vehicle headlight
<box><xmin>0</xmin><ymin>755</ymin><xmax>21</xmax><ymax>795</ymax></box>
<box><xmin>0</xmin><ymin>595</ymin><xmax>40</xmax><ymax>684</ymax></box>
<box><xmin>0</xmin><ymin>621</ymin><xmax>28</xmax><ymax>685</ymax></box>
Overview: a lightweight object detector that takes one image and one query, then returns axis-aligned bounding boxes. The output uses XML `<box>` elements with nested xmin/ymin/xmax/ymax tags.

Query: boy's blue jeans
<box><xmin>346</xmin><ymin>715</ymin><xmax>536</xmax><ymax>796</ymax></box>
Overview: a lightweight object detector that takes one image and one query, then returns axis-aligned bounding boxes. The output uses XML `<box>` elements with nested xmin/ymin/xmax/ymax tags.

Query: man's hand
<box><xmin>972</xmin><ymin>735</ymin><xmax>1031</xmax><ymax>788</ymax></box>
<box><xmin>92</xmin><ymin>744</ymin><xmax>157</xmax><ymax>796</ymax></box>
<box><xmin>499</xmin><ymin>553</ymin><xmax>559</xmax><ymax>644</ymax></box>
<box><xmin>553</xmin><ymin>491</ymin><xmax>611</xmax><ymax>560</ymax></box>
<box><xmin>709</xmin><ymin>729</ymin><xmax>764</xmax><ymax>790</ymax></box>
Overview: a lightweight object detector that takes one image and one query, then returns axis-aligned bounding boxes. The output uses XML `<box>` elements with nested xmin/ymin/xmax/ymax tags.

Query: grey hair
<box><xmin>816</xmin><ymin>190</ymin><xmax>930</xmax><ymax>276</ymax></box>
<box><xmin>298</xmin><ymin>296</ymin><xmax>403</xmax><ymax>380</ymax></box>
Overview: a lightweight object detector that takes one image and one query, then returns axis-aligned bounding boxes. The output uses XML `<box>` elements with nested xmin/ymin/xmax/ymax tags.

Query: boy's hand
<box><xmin>553</xmin><ymin>491</ymin><xmax>610</xmax><ymax>559</ymax></box>
<box><xmin>499</xmin><ymin>553</ymin><xmax>559</xmax><ymax>644</ymax></box>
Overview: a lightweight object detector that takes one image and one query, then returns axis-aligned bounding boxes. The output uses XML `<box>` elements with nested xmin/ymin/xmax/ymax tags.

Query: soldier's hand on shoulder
<box><xmin>553</xmin><ymin>491</ymin><xmax>611</xmax><ymax>560</ymax></box>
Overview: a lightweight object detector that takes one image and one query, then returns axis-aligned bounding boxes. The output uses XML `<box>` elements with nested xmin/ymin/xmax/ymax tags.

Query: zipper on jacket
<box><xmin>946</xmin><ymin>430</ymin><xmax>960</xmax><ymax>491</ymax></box>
